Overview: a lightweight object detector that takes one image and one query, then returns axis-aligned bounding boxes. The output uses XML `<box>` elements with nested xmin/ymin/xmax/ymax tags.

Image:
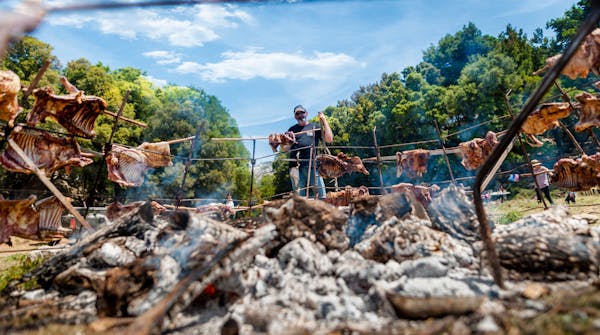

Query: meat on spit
<box><xmin>268</xmin><ymin>132</ymin><xmax>296</xmax><ymax>152</ymax></box>
<box><xmin>324</xmin><ymin>185</ymin><xmax>370</xmax><ymax>207</ymax></box>
<box><xmin>551</xmin><ymin>152</ymin><xmax>600</xmax><ymax>191</ymax></box>
<box><xmin>138</xmin><ymin>141</ymin><xmax>173</xmax><ymax>168</ymax></box>
<box><xmin>0</xmin><ymin>126</ymin><xmax>93</xmax><ymax>175</ymax></box>
<box><xmin>0</xmin><ymin>69</ymin><xmax>21</xmax><ymax>126</ymax></box>
<box><xmin>106</xmin><ymin>141</ymin><xmax>174</xmax><ymax>187</ymax></box>
<box><xmin>0</xmin><ymin>195</ymin><xmax>71</xmax><ymax>246</ymax></box>
<box><xmin>106</xmin><ymin>144</ymin><xmax>148</xmax><ymax>187</ymax></box>
<box><xmin>396</xmin><ymin>149</ymin><xmax>430</xmax><ymax>178</ymax></box>
<box><xmin>458</xmin><ymin>131</ymin><xmax>499</xmax><ymax>170</ymax></box>
<box><xmin>27</xmin><ymin>81</ymin><xmax>107</xmax><ymax>138</ymax></box>
<box><xmin>316</xmin><ymin>152</ymin><xmax>369</xmax><ymax>179</ymax></box>
<box><xmin>533</xmin><ymin>28</ymin><xmax>600</xmax><ymax>79</ymax></box>
<box><xmin>574</xmin><ymin>91</ymin><xmax>600</xmax><ymax>132</ymax></box>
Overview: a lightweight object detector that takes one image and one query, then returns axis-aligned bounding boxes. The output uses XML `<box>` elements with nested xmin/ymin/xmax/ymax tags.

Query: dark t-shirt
<box><xmin>288</xmin><ymin>123</ymin><xmax>321</xmax><ymax>168</ymax></box>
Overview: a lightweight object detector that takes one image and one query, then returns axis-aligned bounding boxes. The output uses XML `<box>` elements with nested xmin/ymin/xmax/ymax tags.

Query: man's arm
<box><xmin>317</xmin><ymin>111</ymin><xmax>333</xmax><ymax>143</ymax></box>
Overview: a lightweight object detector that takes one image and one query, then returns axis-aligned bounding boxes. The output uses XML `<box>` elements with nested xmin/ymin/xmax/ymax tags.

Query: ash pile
<box><xmin>1</xmin><ymin>187</ymin><xmax>599</xmax><ymax>335</ymax></box>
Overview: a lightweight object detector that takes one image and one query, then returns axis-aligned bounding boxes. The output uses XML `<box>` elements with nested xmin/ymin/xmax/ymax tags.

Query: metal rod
<box><xmin>473</xmin><ymin>3</ymin><xmax>600</xmax><ymax>289</ymax></box>
<box><xmin>8</xmin><ymin>139</ymin><xmax>93</xmax><ymax>231</ymax></box>
<box><xmin>248</xmin><ymin>139</ymin><xmax>256</xmax><ymax>209</ymax></box>
<box><xmin>85</xmin><ymin>91</ymin><xmax>130</xmax><ymax>215</ymax></box>
<box><xmin>504</xmin><ymin>92</ymin><xmax>548</xmax><ymax>209</ymax></box>
<box><xmin>433</xmin><ymin>119</ymin><xmax>456</xmax><ymax>184</ymax></box>
<box><xmin>553</xmin><ymin>82</ymin><xmax>586</xmax><ymax>155</ymax></box>
<box><xmin>372</xmin><ymin>127</ymin><xmax>385</xmax><ymax>195</ymax></box>
<box><xmin>176</xmin><ymin>138</ymin><xmax>195</xmax><ymax>209</ymax></box>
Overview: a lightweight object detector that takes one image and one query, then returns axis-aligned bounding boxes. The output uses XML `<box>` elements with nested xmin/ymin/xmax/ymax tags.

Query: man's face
<box><xmin>294</xmin><ymin>109</ymin><xmax>307</xmax><ymax>123</ymax></box>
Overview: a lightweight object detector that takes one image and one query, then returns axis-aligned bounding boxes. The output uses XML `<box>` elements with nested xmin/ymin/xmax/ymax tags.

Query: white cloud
<box><xmin>143</xmin><ymin>75</ymin><xmax>168</xmax><ymax>87</ymax></box>
<box><xmin>45</xmin><ymin>4</ymin><xmax>253</xmax><ymax>47</ymax></box>
<box><xmin>175</xmin><ymin>50</ymin><xmax>364</xmax><ymax>82</ymax></box>
<box><xmin>143</xmin><ymin>50</ymin><xmax>182</xmax><ymax>65</ymax></box>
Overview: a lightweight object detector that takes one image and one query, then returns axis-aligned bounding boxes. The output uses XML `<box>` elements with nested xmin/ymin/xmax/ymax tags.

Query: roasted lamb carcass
<box><xmin>551</xmin><ymin>153</ymin><xmax>600</xmax><ymax>191</ymax></box>
<box><xmin>195</xmin><ymin>203</ymin><xmax>234</xmax><ymax>220</ymax></box>
<box><xmin>35</xmin><ymin>196</ymin><xmax>72</xmax><ymax>236</ymax></box>
<box><xmin>0</xmin><ymin>195</ymin><xmax>70</xmax><ymax>245</ymax></box>
<box><xmin>268</xmin><ymin>132</ymin><xmax>296</xmax><ymax>152</ymax></box>
<box><xmin>324</xmin><ymin>185</ymin><xmax>370</xmax><ymax>207</ymax></box>
<box><xmin>396</xmin><ymin>149</ymin><xmax>430</xmax><ymax>178</ymax></box>
<box><xmin>317</xmin><ymin>152</ymin><xmax>370</xmax><ymax>179</ymax></box>
<box><xmin>521</xmin><ymin>102</ymin><xmax>573</xmax><ymax>135</ymax></box>
<box><xmin>27</xmin><ymin>86</ymin><xmax>107</xmax><ymax>138</ymax></box>
<box><xmin>390</xmin><ymin>182</ymin><xmax>436</xmax><ymax>208</ymax></box>
<box><xmin>0</xmin><ymin>69</ymin><xmax>21</xmax><ymax>126</ymax></box>
<box><xmin>106</xmin><ymin>200</ymin><xmax>166</xmax><ymax>222</ymax></box>
<box><xmin>138</xmin><ymin>141</ymin><xmax>173</xmax><ymax>168</ymax></box>
<box><xmin>574</xmin><ymin>91</ymin><xmax>600</xmax><ymax>132</ymax></box>
<box><xmin>533</xmin><ymin>28</ymin><xmax>600</xmax><ymax>79</ymax></box>
<box><xmin>458</xmin><ymin>131</ymin><xmax>499</xmax><ymax>170</ymax></box>
<box><xmin>0</xmin><ymin>126</ymin><xmax>93</xmax><ymax>175</ymax></box>
<box><xmin>105</xmin><ymin>145</ymin><xmax>148</xmax><ymax>187</ymax></box>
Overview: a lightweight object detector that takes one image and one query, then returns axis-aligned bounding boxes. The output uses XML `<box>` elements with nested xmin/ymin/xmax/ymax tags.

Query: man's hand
<box><xmin>317</xmin><ymin>111</ymin><xmax>326</xmax><ymax>120</ymax></box>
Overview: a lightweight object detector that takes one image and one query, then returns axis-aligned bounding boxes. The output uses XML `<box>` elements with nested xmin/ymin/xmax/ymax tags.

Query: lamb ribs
<box><xmin>27</xmin><ymin>87</ymin><xmax>107</xmax><ymax>139</ymax></box>
<box><xmin>0</xmin><ymin>126</ymin><xmax>93</xmax><ymax>175</ymax></box>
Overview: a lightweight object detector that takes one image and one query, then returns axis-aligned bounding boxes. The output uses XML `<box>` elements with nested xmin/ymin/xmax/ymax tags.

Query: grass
<box><xmin>486</xmin><ymin>189</ymin><xmax>600</xmax><ymax>225</ymax></box>
<box><xmin>0</xmin><ymin>254</ymin><xmax>44</xmax><ymax>293</ymax></box>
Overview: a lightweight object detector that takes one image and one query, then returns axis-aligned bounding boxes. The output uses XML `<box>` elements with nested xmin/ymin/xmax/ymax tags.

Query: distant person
<box><xmin>224</xmin><ymin>193</ymin><xmax>235</xmax><ymax>218</ymax></box>
<box><xmin>286</xmin><ymin>105</ymin><xmax>333</xmax><ymax>199</ymax></box>
<box><xmin>565</xmin><ymin>191</ymin><xmax>576</xmax><ymax>204</ymax></box>
<box><xmin>531</xmin><ymin>159</ymin><xmax>554</xmax><ymax>205</ymax></box>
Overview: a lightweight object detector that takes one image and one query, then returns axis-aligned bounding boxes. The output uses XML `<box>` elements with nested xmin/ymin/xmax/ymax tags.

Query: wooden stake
<box><xmin>7</xmin><ymin>139</ymin><xmax>93</xmax><ymax>231</ymax></box>
<box><xmin>164</xmin><ymin>136</ymin><xmax>195</xmax><ymax>145</ymax></box>
<box><xmin>102</xmin><ymin>110</ymin><xmax>147</xmax><ymax>128</ymax></box>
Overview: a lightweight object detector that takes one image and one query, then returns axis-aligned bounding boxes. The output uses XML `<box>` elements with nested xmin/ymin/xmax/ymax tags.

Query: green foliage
<box><xmin>0</xmin><ymin>254</ymin><xmax>44</xmax><ymax>293</ymax></box>
<box><xmin>497</xmin><ymin>210</ymin><xmax>523</xmax><ymax>225</ymax></box>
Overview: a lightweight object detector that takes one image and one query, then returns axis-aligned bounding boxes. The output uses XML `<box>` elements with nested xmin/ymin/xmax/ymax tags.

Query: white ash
<box><xmin>494</xmin><ymin>206</ymin><xmax>588</xmax><ymax>236</ymax></box>
<box><xmin>94</xmin><ymin>241</ymin><xmax>137</xmax><ymax>267</ymax></box>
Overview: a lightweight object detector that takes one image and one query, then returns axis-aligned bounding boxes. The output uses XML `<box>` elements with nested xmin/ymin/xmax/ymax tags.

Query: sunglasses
<box><xmin>294</xmin><ymin>110</ymin><xmax>306</xmax><ymax>115</ymax></box>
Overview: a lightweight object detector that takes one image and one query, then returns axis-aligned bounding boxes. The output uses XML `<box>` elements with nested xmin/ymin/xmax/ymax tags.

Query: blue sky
<box><xmin>4</xmin><ymin>0</ymin><xmax>577</xmax><ymax>160</ymax></box>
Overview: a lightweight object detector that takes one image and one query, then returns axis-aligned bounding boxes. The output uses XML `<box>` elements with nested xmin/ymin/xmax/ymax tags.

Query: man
<box><xmin>287</xmin><ymin>105</ymin><xmax>333</xmax><ymax>198</ymax></box>
<box><xmin>531</xmin><ymin>159</ymin><xmax>554</xmax><ymax>205</ymax></box>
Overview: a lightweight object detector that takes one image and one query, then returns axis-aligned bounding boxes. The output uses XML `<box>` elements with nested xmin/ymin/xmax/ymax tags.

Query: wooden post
<box><xmin>372</xmin><ymin>127</ymin><xmax>385</xmax><ymax>195</ymax></box>
<box><xmin>8</xmin><ymin>139</ymin><xmax>93</xmax><ymax>231</ymax></box>
<box><xmin>433</xmin><ymin>119</ymin><xmax>456</xmax><ymax>185</ymax></box>
<box><xmin>21</xmin><ymin>59</ymin><xmax>51</xmax><ymax>104</ymax></box>
<box><xmin>504</xmin><ymin>93</ymin><xmax>548</xmax><ymax>209</ymax></box>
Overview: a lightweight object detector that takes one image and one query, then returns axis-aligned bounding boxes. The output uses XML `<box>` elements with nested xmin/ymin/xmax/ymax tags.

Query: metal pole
<box><xmin>372</xmin><ymin>127</ymin><xmax>385</xmax><ymax>195</ymax></box>
<box><xmin>433</xmin><ymin>119</ymin><xmax>456</xmax><ymax>185</ymax></box>
<box><xmin>473</xmin><ymin>4</ymin><xmax>600</xmax><ymax>289</ymax></box>
<box><xmin>504</xmin><ymin>93</ymin><xmax>548</xmax><ymax>209</ymax></box>
<box><xmin>176</xmin><ymin>138</ymin><xmax>194</xmax><ymax>209</ymax></box>
<box><xmin>553</xmin><ymin>82</ymin><xmax>586</xmax><ymax>155</ymax></box>
<box><xmin>248</xmin><ymin>139</ymin><xmax>256</xmax><ymax>209</ymax></box>
<box><xmin>85</xmin><ymin>90</ymin><xmax>130</xmax><ymax>216</ymax></box>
